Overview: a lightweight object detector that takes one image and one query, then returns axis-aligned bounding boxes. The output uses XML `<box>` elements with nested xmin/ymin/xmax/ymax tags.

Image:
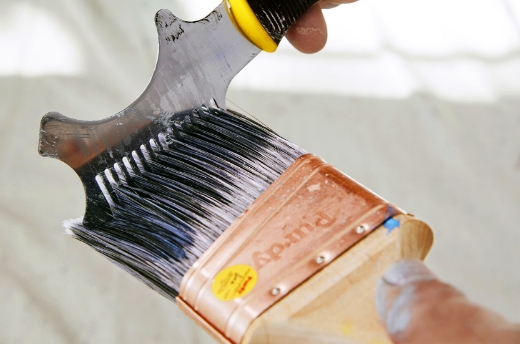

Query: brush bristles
<box><xmin>64</xmin><ymin>105</ymin><xmax>306</xmax><ymax>300</ymax></box>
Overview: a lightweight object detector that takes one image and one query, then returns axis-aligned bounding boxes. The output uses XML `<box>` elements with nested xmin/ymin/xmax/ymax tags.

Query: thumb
<box><xmin>376</xmin><ymin>260</ymin><xmax>520</xmax><ymax>344</ymax></box>
<box><xmin>285</xmin><ymin>4</ymin><xmax>327</xmax><ymax>54</ymax></box>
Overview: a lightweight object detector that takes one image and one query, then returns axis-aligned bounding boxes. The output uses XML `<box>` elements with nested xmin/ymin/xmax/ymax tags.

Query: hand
<box><xmin>376</xmin><ymin>260</ymin><xmax>520</xmax><ymax>343</ymax></box>
<box><xmin>286</xmin><ymin>1</ymin><xmax>358</xmax><ymax>53</ymax></box>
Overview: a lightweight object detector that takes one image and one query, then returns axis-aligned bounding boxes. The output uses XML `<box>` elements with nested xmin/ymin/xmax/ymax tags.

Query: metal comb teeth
<box><xmin>37</xmin><ymin>2</ymin><xmax>302</xmax><ymax>301</ymax></box>
<box><xmin>39</xmin><ymin>1</ymin><xmax>261</xmax><ymax>226</ymax></box>
<box><xmin>63</xmin><ymin>105</ymin><xmax>306</xmax><ymax>299</ymax></box>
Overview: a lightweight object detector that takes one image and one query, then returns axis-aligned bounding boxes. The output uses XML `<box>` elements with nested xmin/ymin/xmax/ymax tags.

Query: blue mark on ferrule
<box><xmin>383</xmin><ymin>218</ymin><xmax>400</xmax><ymax>235</ymax></box>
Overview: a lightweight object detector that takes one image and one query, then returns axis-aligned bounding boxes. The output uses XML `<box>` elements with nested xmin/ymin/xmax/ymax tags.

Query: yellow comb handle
<box><xmin>225</xmin><ymin>0</ymin><xmax>319</xmax><ymax>52</ymax></box>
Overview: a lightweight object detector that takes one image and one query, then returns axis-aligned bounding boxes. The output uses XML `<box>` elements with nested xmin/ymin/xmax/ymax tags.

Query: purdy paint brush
<box><xmin>38</xmin><ymin>1</ymin><xmax>433</xmax><ymax>343</ymax></box>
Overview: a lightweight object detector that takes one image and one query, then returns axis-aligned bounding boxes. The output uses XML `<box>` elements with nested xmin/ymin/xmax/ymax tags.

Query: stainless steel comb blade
<box><xmin>38</xmin><ymin>3</ymin><xmax>260</xmax><ymax>226</ymax></box>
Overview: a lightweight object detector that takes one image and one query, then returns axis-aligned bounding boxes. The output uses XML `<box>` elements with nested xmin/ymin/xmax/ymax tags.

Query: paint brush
<box><xmin>38</xmin><ymin>1</ymin><xmax>434</xmax><ymax>343</ymax></box>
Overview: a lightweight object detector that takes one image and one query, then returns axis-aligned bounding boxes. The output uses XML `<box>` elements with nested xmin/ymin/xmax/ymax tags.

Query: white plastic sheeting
<box><xmin>233</xmin><ymin>0</ymin><xmax>520</xmax><ymax>102</ymax></box>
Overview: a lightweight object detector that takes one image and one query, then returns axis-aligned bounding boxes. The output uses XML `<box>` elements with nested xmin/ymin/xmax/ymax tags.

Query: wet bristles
<box><xmin>64</xmin><ymin>105</ymin><xmax>306</xmax><ymax>301</ymax></box>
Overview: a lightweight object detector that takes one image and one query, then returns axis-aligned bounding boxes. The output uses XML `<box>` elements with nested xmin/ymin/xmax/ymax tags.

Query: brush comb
<box><xmin>38</xmin><ymin>3</ymin><xmax>260</xmax><ymax>227</ymax></box>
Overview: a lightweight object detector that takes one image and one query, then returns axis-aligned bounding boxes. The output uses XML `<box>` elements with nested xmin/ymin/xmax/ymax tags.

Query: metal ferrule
<box><xmin>178</xmin><ymin>154</ymin><xmax>403</xmax><ymax>343</ymax></box>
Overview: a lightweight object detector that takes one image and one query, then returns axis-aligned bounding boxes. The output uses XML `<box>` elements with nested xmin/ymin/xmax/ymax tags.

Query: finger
<box><xmin>285</xmin><ymin>4</ymin><xmax>327</xmax><ymax>54</ymax></box>
<box><xmin>376</xmin><ymin>260</ymin><xmax>520</xmax><ymax>344</ymax></box>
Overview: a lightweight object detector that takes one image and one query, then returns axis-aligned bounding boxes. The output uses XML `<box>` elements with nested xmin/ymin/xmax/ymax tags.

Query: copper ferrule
<box><xmin>177</xmin><ymin>154</ymin><xmax>402</xmax><ymax>343</ymax></box>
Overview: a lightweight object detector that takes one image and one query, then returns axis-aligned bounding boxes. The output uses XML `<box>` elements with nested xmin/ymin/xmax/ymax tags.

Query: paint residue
<box><xmin>383</xmin><ymin>218</ymin><xmax>400</xmax><ymax>235</ymax></box>
<box><xmin>307</xmin><ymin>183</ymin><xmax>320</xmax><ymax>192</ymax></box>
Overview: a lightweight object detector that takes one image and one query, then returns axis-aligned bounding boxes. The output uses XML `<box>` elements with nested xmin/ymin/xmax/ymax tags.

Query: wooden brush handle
<box><xmin>242</xmin><ymin>214</ymin><xmax>433</xmax><ymax>344</ymax></box>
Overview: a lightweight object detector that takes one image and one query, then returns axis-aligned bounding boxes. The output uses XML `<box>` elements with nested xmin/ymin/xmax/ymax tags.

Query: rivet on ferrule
<box><xmin>316</xmin><ymin>255</ymin><xmax>325</xmax><ymax>264</ymax></box>
<box><xmin>271</xmin><ymin>288</ymin><xmax>281</xmax><ymax>296</ymax></box>
<box><xmin>356</xmin><ymin>225</ymin><xmax>366</xmax><ymax>234</ymax></box>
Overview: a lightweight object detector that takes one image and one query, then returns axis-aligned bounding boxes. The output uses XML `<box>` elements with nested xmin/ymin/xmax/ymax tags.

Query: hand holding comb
<box><xmin>38</xmin><ymin>1</ymin><xmax>434</xmax><ymax>343</ymax></box>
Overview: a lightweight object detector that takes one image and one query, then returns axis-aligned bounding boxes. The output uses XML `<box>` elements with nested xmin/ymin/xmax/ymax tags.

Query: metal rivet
<box><xmin>271</xmin><ymin>288</ymin><xmax>280</xmax><ymax>296</ymax></box>
<box><xmin>356</xmin><ymin>225</ymin><xmax>366</xmax><ymax>234</ymax></box>
<box><xmin>316</xmin><ymin>256</ymin><xmax>325</xmax><ymax>264</ymax></box>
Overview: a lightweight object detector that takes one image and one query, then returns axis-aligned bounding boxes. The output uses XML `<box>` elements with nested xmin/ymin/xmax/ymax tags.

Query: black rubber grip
<box><xmin>247</xmin><ymin>0</ymin><xmax>320</xmax><ymax>43</ymax></box>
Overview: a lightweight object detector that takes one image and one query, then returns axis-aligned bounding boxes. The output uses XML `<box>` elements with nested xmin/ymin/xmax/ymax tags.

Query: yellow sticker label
<box><xmin>212</xmin><ymin>264</ymin><xmax>258</xmax><ymax>301</ymax></box>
